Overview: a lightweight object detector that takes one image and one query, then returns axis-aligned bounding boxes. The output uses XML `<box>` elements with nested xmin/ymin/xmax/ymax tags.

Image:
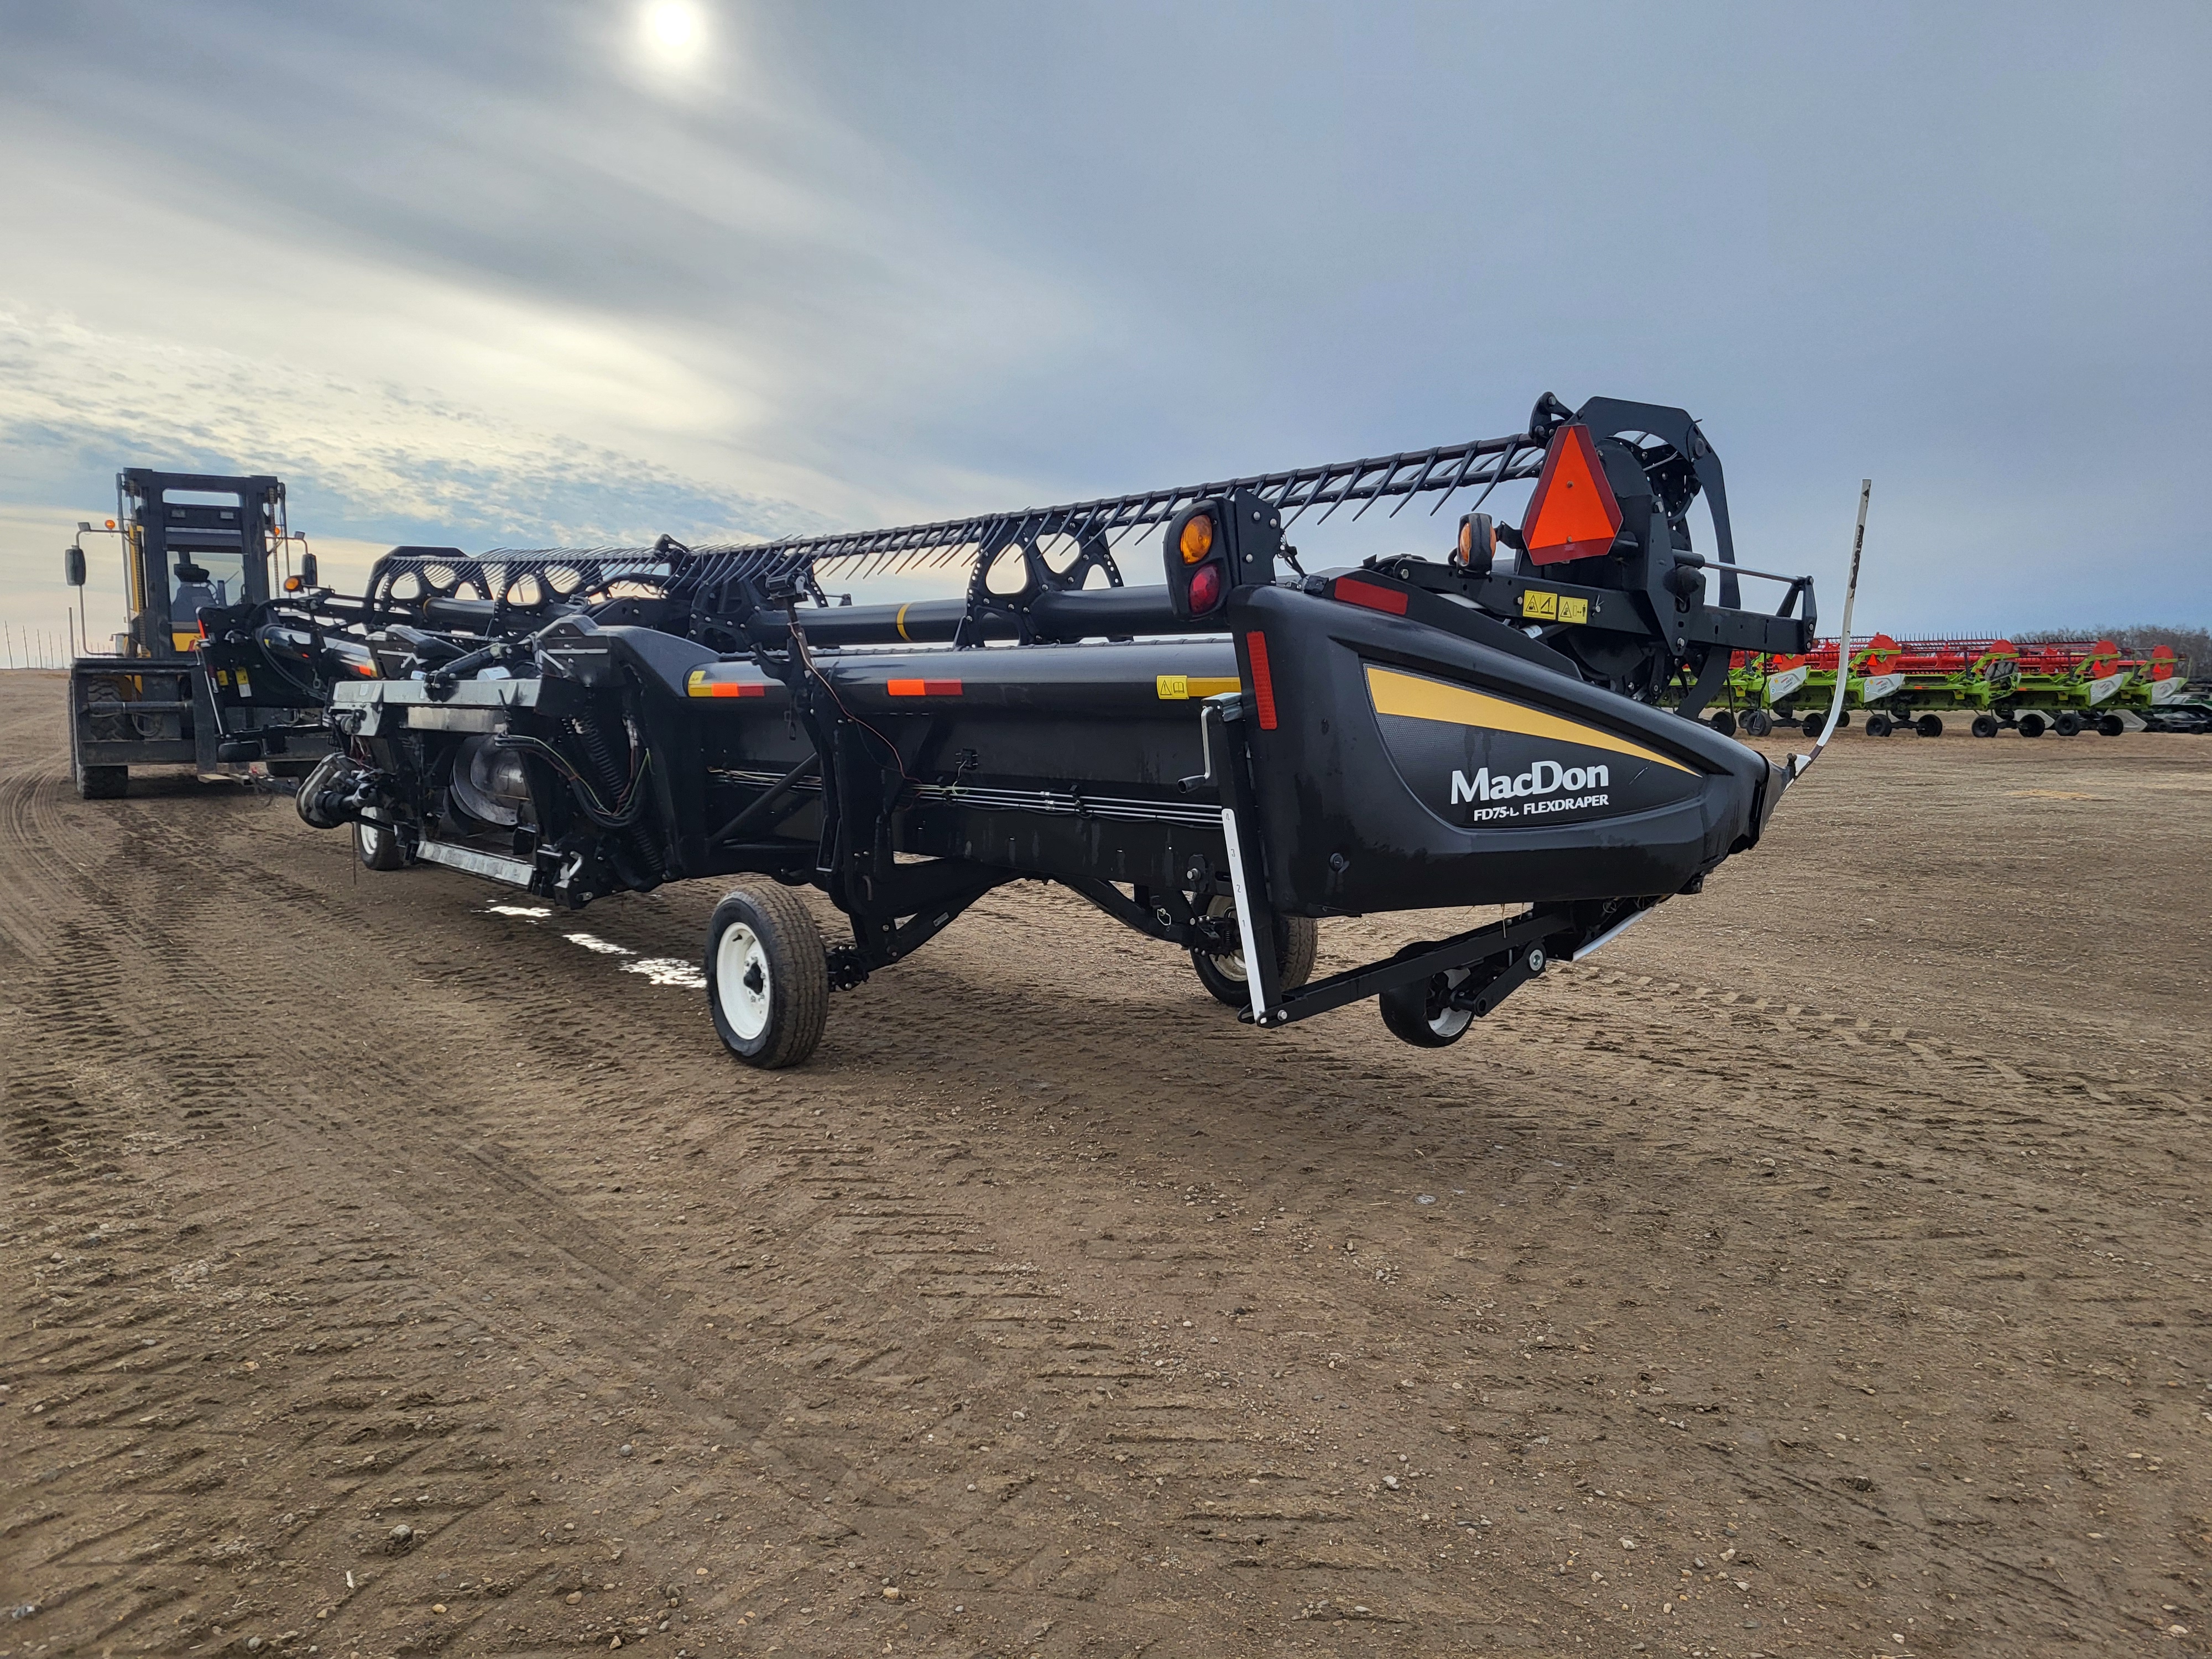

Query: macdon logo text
<box><xmin>1451</xmin><ymin>759</ymin><xmax>1610</xmax><ymax>804</ymax></box>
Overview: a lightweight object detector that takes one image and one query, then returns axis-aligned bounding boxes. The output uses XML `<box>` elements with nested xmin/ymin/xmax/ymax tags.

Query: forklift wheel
<box><xmin>1192</xmin><ymin>905</ymin><xmax>1318</xmax><ymax>1009</ymax></box>
<box><xmin>705</xmin><ymin>883</ymin><xmax>829</xmax><ymax>1070</ymax></box>
<box><xmin>1379</xmin><ymin>969</ymin><xmax>1475</xmax><ymax>1047</ymax></box>
<box><xmin>356</xmin><ymin>820</ymin><xmax>410</xmax><ymax>871</ymax></box>
<box><xmin>76</xmin><ymin>764</ymin><xmax>128</xmax><ymax>800</ymax></box>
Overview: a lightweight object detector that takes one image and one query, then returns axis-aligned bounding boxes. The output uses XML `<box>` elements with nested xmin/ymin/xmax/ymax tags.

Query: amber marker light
<box><xmin>1178</xmin><ymin>513</ymin><xmax>1214</xmax><ymax>564</ymax></box>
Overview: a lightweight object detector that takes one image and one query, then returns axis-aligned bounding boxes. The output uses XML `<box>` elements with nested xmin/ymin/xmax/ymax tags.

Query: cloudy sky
<box><xmin>1</xmin><ymin>0</ymin><xmax>2206</xmax><ymax>659</ymax></box>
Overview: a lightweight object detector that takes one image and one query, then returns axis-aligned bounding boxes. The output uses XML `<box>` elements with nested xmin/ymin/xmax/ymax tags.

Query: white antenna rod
<box><xmin>1789</xmin><ymin>479</ymin><xmax>1870</xmax><ymax>779</ymax></box>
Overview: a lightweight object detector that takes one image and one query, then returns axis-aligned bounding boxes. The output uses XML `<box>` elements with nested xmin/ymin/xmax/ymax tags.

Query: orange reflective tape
<box><xmin>887</xmin><ymin>679</ymin><xmax>962</xmax><ymax>697</ymax></box>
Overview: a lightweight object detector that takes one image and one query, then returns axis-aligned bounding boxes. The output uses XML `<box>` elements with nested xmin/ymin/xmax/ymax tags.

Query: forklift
<box><xmin>63</xmin><ymin>468</ymin><xmax>329</xmax><ymax>799</ymax></box>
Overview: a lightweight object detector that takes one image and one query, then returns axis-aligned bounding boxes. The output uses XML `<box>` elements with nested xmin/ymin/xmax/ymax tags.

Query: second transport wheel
<box><xmin>705</xmin><ymin>882</ymin><xmax>830</xmax><ymax>1069</ymax></box>
<box><xmin>1191</xmin><ymin>900</ymin><xmax>1318</xmax><ymax>1009</ymax></box>
<box><xmin>1971</xmin><ymin>714</ymin><xmax>2001</xmax><ymax>738</ymax></box>
<box><xmin>1864</xmin><ymin>713</ymin><xmax>1894</xmax><ymax>738</ymax></box>
<box><xmin>356</xmin><ymin>818</ymin><xmax>410</xmax><ymax>870</ymax></box>
<box><xmin>1380</xmin><ymin>967</ymin><xmax>1477</xmax><ymax>1047</ymax></box>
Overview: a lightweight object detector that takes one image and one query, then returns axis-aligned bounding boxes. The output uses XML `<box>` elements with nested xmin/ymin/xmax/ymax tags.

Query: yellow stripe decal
<box><xmin>895</xmin><ymin>603</ymin><xmax>911</xmax><ymax>643</ymax></box>
<box><xmin>1365</xmin><ymin>665</ymin><xmax>1694</xmax><ymax>774</ymax></box>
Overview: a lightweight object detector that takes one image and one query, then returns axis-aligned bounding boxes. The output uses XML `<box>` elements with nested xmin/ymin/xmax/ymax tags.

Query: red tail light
<box><xmin>1188</xmin><ymin>562</ymin><xmax>1224</xmax><ymax>614</ymax></box>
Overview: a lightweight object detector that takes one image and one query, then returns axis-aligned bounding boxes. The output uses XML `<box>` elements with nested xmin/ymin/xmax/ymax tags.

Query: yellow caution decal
<box><xmin>1519</xmin><ymin>589</ymin><xmax>1589</xmax><ymax>624</ymax></box>
<box><xmin>1155</xmin><ymin>674</ymin><xmax>1242</xmax><ymax>701</ymax></box>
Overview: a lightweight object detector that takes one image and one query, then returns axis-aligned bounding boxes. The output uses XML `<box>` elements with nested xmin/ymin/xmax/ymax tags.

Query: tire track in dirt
<box><xmin>5</xmin><ymin>676</ymin><xmax>2211</xmax><ymax>1657</ymax></box>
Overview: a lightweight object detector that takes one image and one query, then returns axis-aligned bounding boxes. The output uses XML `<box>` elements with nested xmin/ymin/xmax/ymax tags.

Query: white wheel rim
<box><xmin>1432</xmin><ymin>968</ymin><xmax>1473</xmax><ymax>1039</ymax></box>
<box><xmin>1206</xmin><ymin>896</ymin><xmax>1248</xmax><ymax>982</ymax></box>
<box><xmin>716</xmin><ymin>921</ymin><xmax>772</xmax><ymax>1042</ymax></box>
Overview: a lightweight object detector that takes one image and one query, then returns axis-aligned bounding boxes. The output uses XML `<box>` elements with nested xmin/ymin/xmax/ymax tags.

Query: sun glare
<box><xmin>644</xmin><ymin>2</ymin><xmax>701</xmax><ymax>56</ymax></box>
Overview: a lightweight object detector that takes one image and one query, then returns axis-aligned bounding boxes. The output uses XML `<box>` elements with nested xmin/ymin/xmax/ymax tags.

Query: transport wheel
<box><xmin>1971</xmin><ymin>714</ymin><xmax>2000</xmax><ymax>739</ymax></box>
<box><xmin>2018</xmin><ymin>713</ymin><xmax>2046</xmax><ymax>738</ymax></box>
<box><xmin>1864</xmin><ymin>713</ymin><xmax>1893</xmax><ymax>738</ymax></box>
<box><xmin>1915</xmin><ymin>714</ymin><xmax>1945</xmax><ymax>738</ymax></box>
<box><xmin>1743</xmin><ymin>709</ymin><xmax>1773</xmax><ymax>738</ymax></box>
<box><xmin>1379</xmin><ymin>969</ymin><xmax>1475</xmax><ymax>1048</ymax></box>
<box><xmin>705</xmin><ymin>883</ymin><xmax>829</xmax><ymax>1069</ymax></box>
<box><xmin>355</xmin><ymin>819</ymin><xmax>410</xmax><ymax>871</ymax></box>
<box><xmin>2098</xmin><ymin>713</ymin><xmax>2126</xmax><ymax>737</ymax></box>
<box><xmin>1801</xmin><ymin>715</ymin><xmax>1829</xmax><ymax>741</ymax></box>
<box><xmin>76</xmin><ymin>763</ymin><xmax>127</xmax><ymax>800</ymax></box>
<box><xmin>2053</xmin><ymin>712</ymin><xmax>2082</xmax><ymax>737</ymax></box>
<box><xmin>1191</xmin><ymin>901</ymin><xmax>1318</xmax><ymax>1009</ymax></box>
<box><xmin>1708</xmin><ymin>709</ymin><xmax>1738</xmax><ymax>738</ymax></box>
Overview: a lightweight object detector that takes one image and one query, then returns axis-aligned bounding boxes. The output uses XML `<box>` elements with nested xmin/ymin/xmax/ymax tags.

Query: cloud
<box><xmin>0</xmin><ymin>306</ymin><xmax>821</xmax><ymax>548</ymax></box>
<box><xmin>0</xmin><ymin>0</ymin><xmax>2206</xmax><ymax>637</ymax></box>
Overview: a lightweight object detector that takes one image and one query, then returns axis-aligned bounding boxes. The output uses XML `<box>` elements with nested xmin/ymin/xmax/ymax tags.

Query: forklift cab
<box><xmin>112</xmin><ymin>471</ymin><xmax>283</xmax><ymax>661</ymax></box>
<box><xmin>65</xmin><ymin>469</ymin><xmax>325</xmax><ymax>797</ymax></box>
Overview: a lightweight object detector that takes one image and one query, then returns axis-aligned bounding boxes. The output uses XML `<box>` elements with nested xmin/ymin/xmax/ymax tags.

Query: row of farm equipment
<box><xmin>1699</xmin><ymin>636</ymin><xmax>2196</xmax><ymax>738</ymax></box>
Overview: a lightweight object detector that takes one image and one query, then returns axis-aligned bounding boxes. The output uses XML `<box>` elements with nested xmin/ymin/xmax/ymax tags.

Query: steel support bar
<box><xmin>707</xmin><ymin>753</ymin><xmax>819</xmax><ymax>846</ymax></box>
<box><xmin>1267</xmin><ymin>906</ymin><xmax>1568</xmax><ymax>1027</ymax></box>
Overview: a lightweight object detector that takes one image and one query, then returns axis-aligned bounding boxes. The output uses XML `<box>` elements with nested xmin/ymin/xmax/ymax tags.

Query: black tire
<box><xmin>76</xmin><ymin>763</ymin><xmax>127</xmax><ymax>800</ymax></box>
<box><xmin>2053</xmin><ymin>712</ymin><xmax>2082</xmax><ymax>737</ymax></box>
<box><xmin>1743</xmin><ymin>709</ymin><xmax>1773</xmax><ymax>738</ymax></box>
<box><xmin>1971</xmin><ymin>714</ymin><xmax>2000</xmax><ymax>739</ymax></box>
<box><xmin>1379</xmin><ymin>969</ymin><xmax>1475</xmax><ymax>1048</ymax></box>
<box><xmin>2097</xmin><ymin>713</ymin><xmax>2126</xmax><ymax>738</ymax></box>
<box><xmin>705</xmin><ymin>883</ymin><xmax>829</xmax><ymax>1069</ymax></box>
<box><xmin>1865</xmin><ymin>713</ymin><xmax>1893</xmax><ymax>738</ymax></box>
<box><xmin>1915</xmin><ymin>714</ymin><xmax>1945</xmax><ymax>738</ymax></box>
<box><xmin>355</xmin><ymin>819</ymin><xmax>409</xmax><ymax>871</ymax></box>
<box><xmin>1708</xmin><ymin>709</ymin><xmax>1738</xmax><ymax>738</ymax></box>
<box><xmin>1192</xmin><ymin>902</ymin><xmax>1318</xmax><ymax>1009</ymax></box>
<box><xmin>2018</xmin><ymin>713</ymin><xmax>2046</xmax><ymax>738</ymax></box>
<box><xmin>1801</xmin><ymin>715</ymin><xmax>1829</xmax><ymax>741</ymax></box>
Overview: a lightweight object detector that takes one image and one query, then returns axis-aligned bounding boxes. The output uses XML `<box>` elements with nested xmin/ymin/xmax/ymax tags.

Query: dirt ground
<box><xmin>4</xmin><ymin>666</ymin><xmax>2210</xmax><ymax>1659</ymax></box>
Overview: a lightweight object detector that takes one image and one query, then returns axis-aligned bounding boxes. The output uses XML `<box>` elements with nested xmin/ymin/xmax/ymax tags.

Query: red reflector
<box><xmin>1332</xmin><ymin>576</ymin><xmax>1408</xmax><ymax>615</ymax></box>
<box><xmin>1520</xmin><ymin>423</ymin><xmax>1623</xmax><ymax>566</ymax></box>
<box><xmin>888</xmin><ymin>678</ymin><xmax>963</xmax><ymax>697</ymax></box>
<box><xmin>1244</xmin><ymin>631</ymin><xmax>1277</xmax><ymax>729</ymax></box>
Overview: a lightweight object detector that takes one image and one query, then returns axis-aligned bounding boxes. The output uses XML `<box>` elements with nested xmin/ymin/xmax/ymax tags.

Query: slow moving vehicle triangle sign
<box><xmin>1521</xmin><ymin>423</ymin><xmax>1624</xmax><ymax>566</ymax></box>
